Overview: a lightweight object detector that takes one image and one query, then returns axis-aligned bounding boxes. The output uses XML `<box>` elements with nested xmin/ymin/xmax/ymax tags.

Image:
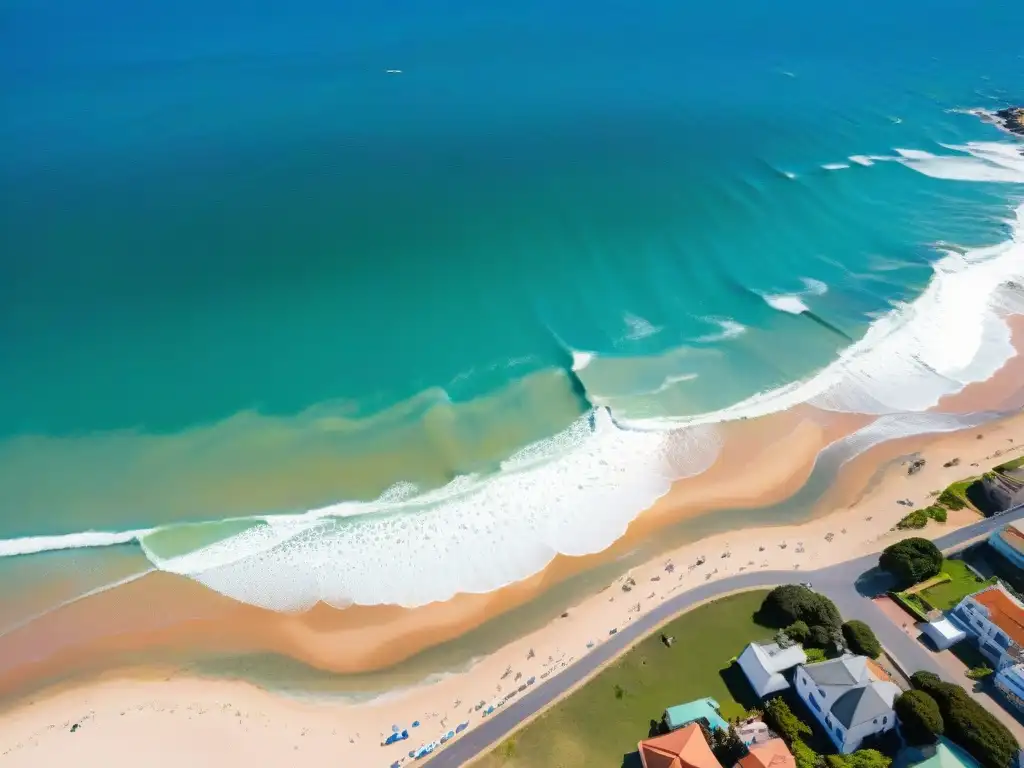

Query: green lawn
<box><xmin>919</xmin><ymin>558</ymin><xmax>995</xmax><ymax>611</ymax></box>
<box><xmin>995</xmin><ymin>456</ymin><xmax>1024</xmax><ymax>473</ymax></box>
<box><xmin>474</xmin><ymin>590</ymin><xmax>772</xmax><ymax>768</ymax></box>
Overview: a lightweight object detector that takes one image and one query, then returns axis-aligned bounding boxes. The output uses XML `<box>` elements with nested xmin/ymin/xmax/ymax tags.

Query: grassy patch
<box><xmin>891</xmin><ymin>590</ymin><xmax>932</xmax><ymax>621</ymax></box>
<box><xmin>995</xmin><ymin>456</ymin><xmax>1024</xmax><ymax>473</ymax></box>
<box><xmin>473</xmin><ymin>590</ymin><xmax>772</xmax><ymax>768</ymax></box>
<box><xmin>919</xmin><ymin>559</ymin><xmax>995</xmax><ymax>611</ymax></box>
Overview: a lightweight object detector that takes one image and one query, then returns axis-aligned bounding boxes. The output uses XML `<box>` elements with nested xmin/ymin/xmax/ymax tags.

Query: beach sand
<box><xmin>2</xmin><ymin>318</ymin><xmax>1023</xmax><ymax>767</ymax></box>
<box><xmin>2</xmin><ymin>411</ymin><xmax>1023</xmax><ymax>767</ymax></box>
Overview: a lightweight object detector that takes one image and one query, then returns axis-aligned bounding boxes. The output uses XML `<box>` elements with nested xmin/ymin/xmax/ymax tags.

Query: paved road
<box><xmin>423</xmin><ymin>506</ymin><xmax>1024</xmax><ymax>767</ymax></box>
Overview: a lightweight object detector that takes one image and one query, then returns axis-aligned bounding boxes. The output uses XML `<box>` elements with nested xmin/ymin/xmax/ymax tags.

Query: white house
<box><xmin>737</xmin><ymin>641</ymin><xmax>807</xmax><ymax>698</ymax></box>
<box><xmin>994</xmin><ymin>662</ymin><xmax>1024</xmax><ymax>715</ymax></box>
<box><xmin>951</xmin><ymin>583</ymin><xmax>1024</xmax><ymax>669</ymax></box>
<box><xmin>793</xmin><ymin>656</ymin><xmax>899</xmax><ymax>754</ymax></box>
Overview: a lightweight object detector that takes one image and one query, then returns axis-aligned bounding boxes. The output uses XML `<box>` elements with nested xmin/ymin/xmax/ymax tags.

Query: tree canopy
<box><xmin>842</xmin><ymin>620</ymin><xmax>882</xmax><ymax>658</ymax></box>
<box><xmin>910</xmin><ymin>670</ymin><xmax>1018</xmax><ymax>768</ymax></box>
<box><xmin>879</xmin><ymin>538</ymin><xmax>942</xmax><ymax>587</ymax></box>
<box><xmin>758</xmin><ymin>585</ymin><xmax>842</xmax><ymax>632</ymax></box>
<box><xmin>894</xmin><ymin>689</ymin><xmax>943</xmax><ymax>746</ymax></box>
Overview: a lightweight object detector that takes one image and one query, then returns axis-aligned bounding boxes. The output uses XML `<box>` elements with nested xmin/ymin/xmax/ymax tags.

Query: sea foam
<box><xmin>4</xmin><ymin>139</ymin><xmax>1023</xmax><ymax>612</ymax></box>
<box><xmin>143</xmin><ymin>409</ymin><xmax>722</xmax><ymax>610</ymax></box>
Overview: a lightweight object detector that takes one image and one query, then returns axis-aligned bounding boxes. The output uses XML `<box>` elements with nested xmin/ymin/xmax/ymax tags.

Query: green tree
<box><xmin>879</xmin><ymin>538</ymin><xmax>943</xmax><ymax>587</ymax></box>
<box><xmin>786</xmin><ymin>620</ymin><xmax>811</xmax><ymax>643</ymax></box>
<box><xmin>807</xmin><ymin>624</ymin><xmax>833</xmax><ymax>648</ymax></box>
<box><xmin>792</xmin><ymin>739</ymin><xmax>819</xmax><ymax>768</ymax></box>
<box><xmin>758</xmin><ymin>585</ymin><xmax>842</xmax><ymax>632</ymax></box>
<box><xmin>765</xmin><ymin>697</ymin><xmax>812</xmax><ymax>744</ymax></box>
<box><xmin>842</xmin><ymin>620</ymin><xmax>882</xmax><ymax>658</ymax></box>
<box><xmin>894</xmin><ymin>690</ymin><xmax>943</xmax><ymax>746</ymax></box>
<box><xmin>909</xmin><ymin>670</ymin><xmax>1019</xmax><ymax>768</ymax></box>
<box><xmin>710</xmin><ymin>724</ymin><xmax>748</xmax><ymax>765</ymax></box>
<box><xmin>845</xmin><ymin>750</ymin><xmax>893</xmax><ymax>768</ymax></box>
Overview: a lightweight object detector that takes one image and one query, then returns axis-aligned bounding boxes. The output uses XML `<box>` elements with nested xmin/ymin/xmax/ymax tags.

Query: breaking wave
<box><xmin>2</xmin><ymin>138</ymin><xmax>1022</xmax><ymax>611</ymax></box>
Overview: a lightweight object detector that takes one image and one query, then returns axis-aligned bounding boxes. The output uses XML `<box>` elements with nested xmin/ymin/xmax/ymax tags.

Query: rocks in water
<box><xmin>994</xmin><ymin>107</ymin><xmax>1024</xmax><ymax>137</ymax></box>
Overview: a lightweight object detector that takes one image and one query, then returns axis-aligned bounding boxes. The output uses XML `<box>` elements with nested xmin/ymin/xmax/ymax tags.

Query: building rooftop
<box><xmin>972</xmin><ymin>585</ymin><xmax>1024</xmax><ymax>647</ymax></box>
<box><xmin>665</xmin><ymin>698</ymin><xmax>728</xmax><ymax>732</ymax></box>
<box><xmin>900</xmin><ymin>738</ymin><xmax>980</xmax><ymax>768</ymax></box>
<box><xmin>738</xmin><ymin>738</ymin><xmax>795</xmax><ymax>768</ymax></box>
<box><xmin>639</xmin><ymin>722</ymin><xmax>722</xmax><ymax>768</ymax></box>
<box><xmin>801</xmin><ymin>656</ymin><xmax>870</xmax><ymax>687</ymax></box>
<box><xmin>830</xmin><ymin>681</ymin><xmax>900</xmax><ymax>729</ymax></box>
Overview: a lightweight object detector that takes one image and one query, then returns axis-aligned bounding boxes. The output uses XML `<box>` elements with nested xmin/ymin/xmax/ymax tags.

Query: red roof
<box><xmin>738</xmin><ymin>739</ymin><xmax>796</xmax><ymax>768</ymax></box>
<box><xmin>638</xmin><ymin>723</ymin><xmax>722</xmax><ymax>768</ymax></box>
<box><xmin>974</xmin><ymin>586</ymin><xmax>1024</xmax><ymax>647</ymax></box>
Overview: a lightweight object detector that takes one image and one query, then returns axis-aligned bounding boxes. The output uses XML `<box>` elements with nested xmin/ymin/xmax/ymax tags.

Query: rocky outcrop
<box><xmin>994</xmin><ymin>107</ymin><xmax>1024</xmax><ymax>137</ymax></box>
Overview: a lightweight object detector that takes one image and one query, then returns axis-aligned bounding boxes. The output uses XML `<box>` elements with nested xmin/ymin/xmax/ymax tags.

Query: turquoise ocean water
<box><xmin>1</xmin><ymin>0</ymin><xmax>1023</xmax><ymax>618</ymax></box>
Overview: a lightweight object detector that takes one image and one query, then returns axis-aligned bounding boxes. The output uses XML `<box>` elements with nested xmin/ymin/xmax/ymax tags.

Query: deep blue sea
<box><xmin>1</xmin><ymin>0</ymin><xmax>1022</xmax><ymax>613</ymax></box>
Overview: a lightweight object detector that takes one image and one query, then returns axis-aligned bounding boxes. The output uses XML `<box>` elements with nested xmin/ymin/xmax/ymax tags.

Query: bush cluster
<box><xmin>894</xmin><ymin>689</ymin><xmax>943</xmax><ymax>746</ymax></box>
<box><xmin>759</xmin><ymin>586</ymin><xmax>843</xmax><ymax>651</ymax></box>
<box><xmin>910</xmin><ymin>672</ymin><xmax>1019</xmax><ymax>768</ymax></box>
<box><xmin>897</xmin><ymin>506</ymin><xmax>948</xmax><ymax>530</ymax></box>
<box><xmin>764</xmin><ymin>697</ymin><xmax>811</xmax><ymax>744</ymax></box>
<box><xmin>841</xmin><ymin>620</ymin><xmax>881</xmax><ymax>659</ymax></box>
<box><xmin>937</xmin><ymin>489</ymin><xmax>966</xmax><ymax>511</ymax></box>
<box><xmin>879</xmin><ymin>538</ymin><xmax>943</xmax><ymax>587</ymax></box>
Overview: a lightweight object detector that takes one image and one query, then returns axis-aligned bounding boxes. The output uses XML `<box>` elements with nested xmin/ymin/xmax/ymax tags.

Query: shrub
<box><xmin>827</xmin><ymin>750</ymin><xmax>893</xmax><ymax>768</ymax></box>
<box><xmin>909</xmin><ymin>671</ymin><xmax>1019</xmax><ymax>768</ymax></box>
<box><xmin>894</xmin><ymin>690</ymin><xmax>943</xmax><ymax>746</ymax></box>
<box><xmin>806</xmin><ymin>624</ymin><xmax>833</xmax><ymax>648</ymax></box>
<box><xmin>791</xmin><ymin>739</ymin><xmax>819</xmax><ymax>768</ymax></box>
<box><xmin>758</xmin><ymin>585</ymin><xmax>842</xmax><ymax>632</ymax></box>
<box><xmin>613</xmin><ymin>684</ymin><xmax>625</xmax><ymax>699</ymax></box>
<box><xmin>928</xmin><ymin>506</ymin><xmax>948</xmax><ymax>523</ymax></box>
<box><xmin>938</xmin><ymin>489</ymin><xmax>966</xmax><ymax>511</ymax></box>
<box><xmin>765</xmin><ymin>697</ymin><xmax>811</xmax><ymax>744</ymax></box>
<box><xmin>786</xmin><ymin>620</ymin><xmax>810</xmax><ymax>643</ymax></box>
<box><xmin>842</xmin><ymin>620</ymin><xmax>882</xmax><ymax>658</ymax></box>
<box><xmin>966</xmin><ymin>665</ymin><xmax>994</xmax><ymax>680</ymax></box>
<box><xmin>709</xmin><ymin>724</ymin><xmax>748</xmax><ymax>765</ymax></box>
<box><xmin>880</xmin><ymin>538</ymin><xmax>943</xmax><ymax>587</ymax></box>
<box><xmin>897</xmin><ymin>510</ymin><xmax>930</xmax><ymax>530</ymax></box>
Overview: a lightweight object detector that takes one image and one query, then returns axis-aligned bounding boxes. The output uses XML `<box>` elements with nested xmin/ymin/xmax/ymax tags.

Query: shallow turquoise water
<box><xmin>1</xmin><ymin>0</ymin><xmax>1023</xmax><ymax>610</ymax></box>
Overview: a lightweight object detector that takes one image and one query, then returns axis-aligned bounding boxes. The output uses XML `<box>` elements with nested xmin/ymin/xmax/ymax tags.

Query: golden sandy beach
<box><xmin>2</xmin><ymin>319</ymin><xmax>1023</xmax><ymax>767</ymax></box>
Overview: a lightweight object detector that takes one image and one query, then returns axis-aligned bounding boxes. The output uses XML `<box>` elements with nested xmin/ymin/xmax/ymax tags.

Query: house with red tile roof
<box><xmin>952</xmin><ymin>583</ymin><xmax>1024</xmax><ymax>669</ymax></box>
<box><xmin>638</xmin><ymin>722</ymin><xmax>722</xmax><ymax>768</ymax></box>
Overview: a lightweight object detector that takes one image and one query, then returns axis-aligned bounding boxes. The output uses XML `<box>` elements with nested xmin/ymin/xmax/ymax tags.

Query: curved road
<box><xmin>423</xmin><ymin>505</ymin><xmax>1024</xmax><ymax>767</ymax></box>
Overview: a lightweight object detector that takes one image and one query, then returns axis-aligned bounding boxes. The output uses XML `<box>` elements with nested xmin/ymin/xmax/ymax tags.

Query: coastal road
<box><xmin>424</xmin><ymin>506</ymin><xmax>1024</xmax><ymax>768</ymax></box>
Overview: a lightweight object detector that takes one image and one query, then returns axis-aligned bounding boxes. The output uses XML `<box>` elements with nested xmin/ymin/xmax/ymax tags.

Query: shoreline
<box><xmin>3</xmin><ymin>407</ymin><xmax>1024</xmax><ymax>766</ymax></box>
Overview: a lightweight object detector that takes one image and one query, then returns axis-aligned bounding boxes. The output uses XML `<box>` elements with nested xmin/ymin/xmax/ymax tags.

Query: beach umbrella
<box><xmin>412</xmin><ymin>720</ymin><xmax>420</xmax><ymax>727</ymax></box>
<box><xmin>455</xmin><ymin>723</ymin><xmax>468</xmax><ymax>734</ymax></box>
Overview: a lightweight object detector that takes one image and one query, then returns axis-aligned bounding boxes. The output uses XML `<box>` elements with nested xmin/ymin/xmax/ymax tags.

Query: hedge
<box><xmin>910</xmin><ymin>671</ymin><xmax>1019</xmax><ymax>768</ymax></box>
<box><xmin>758</xmin><ymin>585</ymin><xmax>842</xmax><ymax>632</ymax></box>
<box><xmin>880</xmin><ymin>538</ymin><xmax>943</xmax><ymax>587</ymax></box>
<box><xmin>842</xmin><ymin>620</ymin><xmax>881</xmax><ymax>658</ymax></box>
<box><xmin>893</xmin><ymin>689</ymin><xmax>943</xmax><ymax>746</ymax></box>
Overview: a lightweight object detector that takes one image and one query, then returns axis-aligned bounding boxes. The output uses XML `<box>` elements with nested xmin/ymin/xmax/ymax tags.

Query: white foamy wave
<box><xmin>896</xmin><ymin>142</ymin><xmax>1024</xmax><ymax>184</ymax></box>
<box><xmin>616</xmin><ymin>200</ymin><xmax>1024</xmax><ymax>431</ymax></box>
<box><xmin>623</xmin><ymin>312</ymin><xmax>662</xmax><ymax>341</ymax></box>
<box><xmin>147</xmin><ymin>409</ymin><xmax>722</xmax><ymax>610</ymax></box>
<box><xmin>649</xmin><ymin>372</ymin><xmax>699</xmax><ymax>396</ymax></box>
<box><xmin>801</xmin><ymin>278</ymin><xmax>829</xmax><ymax>296</ymax></box>
<box><xmin>571</xmin><ymin>350</ymin><xmax>595</xmax><ymax>371</ymax></box>
<box><xmin>763</xmin><ymin>294</ymin><xmax>810</xmax><ymax>314</ymax></box>
<box><xmin>822</xmin><ymin>411</ymin><xmax>992</xmax><ymax>467</ymax></box>
<box><xmin>0</xmin><ymin>529</ymin><xmax>152</xmax><ymax>558</ymax></box>
<box><xmin>696</xmin><ymin>317</ymin><xmax>747</xmax><ymax>342</ymax></box>
<box><xmin>849</xmin><ymin>155</ymin><xmax>874</xmax><ymax>167</ymax></box>
<box><xmin>822</xmin><ymin>163</ymin><xmax>850</xmax><ymax>171</ymax></box>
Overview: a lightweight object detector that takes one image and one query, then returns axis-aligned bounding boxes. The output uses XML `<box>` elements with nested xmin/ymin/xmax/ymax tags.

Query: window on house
<box><xmin>883</xmin><ymin>716</ymin><xmax>888</xmax><ymax>725</ymax></box>
<box><xmin>835</xmin><ymin>726</ymin><xmax>843</xmax><ymax>739</ymax></box>
<box><xmin>810</xmin><ymin>694</ymin><xmax>821</xmax><ymax>713</ymax></box>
